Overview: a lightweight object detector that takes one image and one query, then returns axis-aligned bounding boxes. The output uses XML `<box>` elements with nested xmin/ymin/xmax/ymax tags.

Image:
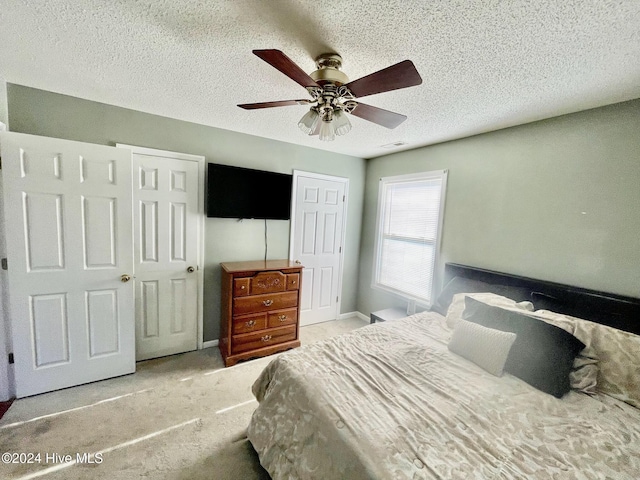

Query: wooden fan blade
<box><xmin>238</xmin><ymin>100</ymin><xmax>310</xmax><ymax>110</ymax></box>
<box><xmin>253</xmin><ymin>49</ymin><xmax>320</xmax><ymax>89</ymax></box>
<box><xmin>344</xmin><ymin>60</ymin><xmax>422</xmax><ymax>98</ymax></box>
<box><xmin>349</xmin><ymin>103</ymin><xmax>407</xmax><ymax>129</ymax></box>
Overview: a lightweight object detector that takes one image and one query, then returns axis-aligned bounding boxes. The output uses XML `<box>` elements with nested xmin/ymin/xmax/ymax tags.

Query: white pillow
<box><xmin>448</xmin><ymin>319</ymin><xmax>517</xmax><ymax>376</ymax></box>
<box><xmin>445</xmin><ymin>292</ymin><xmax>534</xmax><ymax>329</ymax></box>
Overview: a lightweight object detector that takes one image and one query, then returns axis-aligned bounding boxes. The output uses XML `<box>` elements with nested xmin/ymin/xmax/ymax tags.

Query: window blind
<box><xmin>373</xmin><ymin>171</ymin><xmax>447</xmax><ymax>305</ymax></box>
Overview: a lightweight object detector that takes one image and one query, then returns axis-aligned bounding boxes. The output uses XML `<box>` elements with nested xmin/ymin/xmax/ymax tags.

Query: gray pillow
<box><xmin>448</xmin><ymin>319</ymin><xmax>517</xmax><ymax>376</ymax></box>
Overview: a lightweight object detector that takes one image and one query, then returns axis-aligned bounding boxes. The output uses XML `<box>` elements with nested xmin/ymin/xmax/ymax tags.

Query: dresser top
<box><xmin>221</xmin><ymin>259</ymin><xmax>303</xmax><ymax>273</ymax></box>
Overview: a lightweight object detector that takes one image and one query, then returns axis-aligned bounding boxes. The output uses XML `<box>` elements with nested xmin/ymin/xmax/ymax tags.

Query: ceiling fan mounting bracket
<box><xmin>314</xmin><ymin>53</ymin><xmax>343</xmax><ymax>70</ymax></box>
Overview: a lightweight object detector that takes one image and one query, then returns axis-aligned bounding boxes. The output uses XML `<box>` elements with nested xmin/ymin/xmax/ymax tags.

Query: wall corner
<box><xmin>0</xmin><ymin>78</ymin><xmax>8</xmax><ymax>130</ymax></box>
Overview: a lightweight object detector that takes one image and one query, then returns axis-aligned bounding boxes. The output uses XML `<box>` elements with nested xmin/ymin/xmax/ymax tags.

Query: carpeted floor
<box><xmin>0</xmin><ymin>316</ymin><xmax>368</xmax><ymax>479</ymax></box>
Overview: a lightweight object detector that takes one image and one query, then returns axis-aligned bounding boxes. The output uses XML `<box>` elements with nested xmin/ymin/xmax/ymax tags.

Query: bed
<box><xmin>247</xmin><ymin>264</ymin><xmax>640</xmax><ymax>479</ymax></box>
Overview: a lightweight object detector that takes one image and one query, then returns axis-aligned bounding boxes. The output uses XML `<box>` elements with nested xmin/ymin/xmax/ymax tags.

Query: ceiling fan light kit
<box><xmin>318</xmin><ymin>117</ymin><xmax>335</xmax><ymax>142</ymax></box>
<box><xmin>298</xmin><ymin>108</ymin><xmax>320</xmax><ymax>134</ymax></box>
<box><xmin>239</xmin><ymin>49</ymin><xmax>422</xmax><ymax>141</ymax></box>
<box><xmin>333</xmin><ymin>110</ymin><xmax>352</xmax><ymax>136</ymax></box>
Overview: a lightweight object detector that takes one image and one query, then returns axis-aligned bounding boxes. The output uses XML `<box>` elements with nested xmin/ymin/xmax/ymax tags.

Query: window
<box><xmin>372</xmin><ymin>170</ymin><xmax>448</xmax><ymax>305</ymax></box>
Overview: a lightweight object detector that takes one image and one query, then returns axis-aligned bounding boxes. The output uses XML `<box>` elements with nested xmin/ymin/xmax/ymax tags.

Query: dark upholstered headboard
<box><xmin>444</xmin><ymin>263</ymin><xmax>640</xmax><ymax>335</ymax></box>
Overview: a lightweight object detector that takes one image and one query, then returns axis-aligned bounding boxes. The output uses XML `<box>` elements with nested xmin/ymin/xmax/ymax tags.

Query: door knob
<box><xmin>187</xmin><ymin>266</ymin><xmax>195</xmax><ymax>273</ymax></box>
<box><xmin>121</xmin><ymin>274</ymin><xmax>131</xmax><ymax>283</ymax></box>
<box><xmin>294</xmin><ymin>260</ymin><xmax>301</xmax><ymax>264</ymax></box>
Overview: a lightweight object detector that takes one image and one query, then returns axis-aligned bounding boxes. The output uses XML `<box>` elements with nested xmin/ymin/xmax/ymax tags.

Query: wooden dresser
<box><xmin>219</xmin><ymin>260</ymin><xmax>303</xmax><ymax>367</ymax></box>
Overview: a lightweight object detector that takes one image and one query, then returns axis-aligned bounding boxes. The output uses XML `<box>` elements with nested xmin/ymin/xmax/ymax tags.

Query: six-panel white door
<box><xmin>1</xmin><ymin>132</ymin><xmax>135</xmax><ymax>398</ymax></box>
<box><xmin>290</xmin><ymin>172</ymin><xmax>348</xmax><ymax>325</ymax></box>
<box><xmin>132</xmin><ymin>151</ymin><xmax>200</xmax><ymax>361</ymax></box>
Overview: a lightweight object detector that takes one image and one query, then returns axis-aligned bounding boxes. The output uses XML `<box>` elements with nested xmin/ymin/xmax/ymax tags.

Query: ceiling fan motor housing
<box><xmin>310</xmin><ymin>53</ymin><xmax>349</xmax><ymax>86</ymax></box>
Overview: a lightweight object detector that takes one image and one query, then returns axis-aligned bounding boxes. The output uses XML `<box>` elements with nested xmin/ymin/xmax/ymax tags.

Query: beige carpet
<box><xmin>0</xmin><ymin>316</ymin><xmax>368</xmax><ymax>480</ymax></box>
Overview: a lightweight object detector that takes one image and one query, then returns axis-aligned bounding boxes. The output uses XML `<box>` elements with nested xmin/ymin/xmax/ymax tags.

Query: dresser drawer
<box><xmin>231</xmin><ymin>325</ymin><xmax>297</xmax><ymax>354</ymax></box>
<box><xmin>234</xmin><ymin>278</ymin><xmax>250</xmax><ymax>297</ymax></box>
<box><xmin>267</xmin><ymin>308</ymin><xmax>297</xmax><ymax>328</ymax></box>
<box><xmin>250</xmin><ymin>271</ymin><xmax>287</xmax><ymax>295</ymax></box>
<box><xmin>232</xmin><ymin>312</ymin><xmax>267</xmax><ymax>334</ymax></box>
<box><xmin>233</xmin><ymin>291</ymin><xmax>298</xmax><ymax>316</ymax></box>
<box><xmin>286</xmin><ymin>273</ymin><xmax>300</xmax><ymax>291</ymax></box>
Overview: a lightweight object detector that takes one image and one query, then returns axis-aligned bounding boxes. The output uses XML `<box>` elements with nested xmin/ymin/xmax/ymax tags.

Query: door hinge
<box><xmin>8</xmin><ymin>353</ymin><xmax>14</xmax><ymax>364</ymax></box>
<box><xmin>339</xmin><ymin>246</ymin><xmax>342</xmax><ymax>253</ymax></box>
<box><xmin>342</xmin><ymin>195</ymin><xmax>345</xmax><ymax>202</ymax></box>
<box><xmin>1</xmin><ymin>258</ymin><xmax>7</xmax><ymax>270</ymax></box>
<box><xmin>336</xmin><ymin>296</ymin><xmax>339</xmax><ymax>302</ymax></box>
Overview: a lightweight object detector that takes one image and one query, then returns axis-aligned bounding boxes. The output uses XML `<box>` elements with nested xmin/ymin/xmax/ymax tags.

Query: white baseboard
<box><xmin>338</xmin><ymin>311</ymin><xmax>369</xmax><ymax>322</ymax></box>
<box><xmin>202</xmin><ymin>340</ymin><xmax>219</xmax><ymax>349</ymax></box>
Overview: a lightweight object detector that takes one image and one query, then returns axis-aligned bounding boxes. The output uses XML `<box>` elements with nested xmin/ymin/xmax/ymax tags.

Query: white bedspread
<box><xmin>248</xmin><ymin>312</ymin><xmax>640</xmax><ymax>479</ymax></box>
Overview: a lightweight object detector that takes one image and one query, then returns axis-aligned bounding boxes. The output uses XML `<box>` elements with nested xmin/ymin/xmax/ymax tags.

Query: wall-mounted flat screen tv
<box><xmin>206</xmin><ymin>163</ymin><xmax>293</xmax><ymax>220</ymax></box>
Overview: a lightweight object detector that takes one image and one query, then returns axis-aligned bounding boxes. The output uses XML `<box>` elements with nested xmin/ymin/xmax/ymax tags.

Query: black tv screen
<box><xmin>206</xmin><ymin>163</ymin><xmax>293</xmax><ymax>220</ymax></box>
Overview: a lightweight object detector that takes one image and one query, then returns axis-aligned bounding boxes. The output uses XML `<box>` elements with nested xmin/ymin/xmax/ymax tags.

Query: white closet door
<box><xmin>132</xmin><ymin>152</ymin><xmax>200</xmax><ymax>361</ymax></box>
<box><xmin>290</xmin><ymin>172</ymin><xmax>348</xmax><ymax>325</ymax></box>
<box><xmin>1</xmin><ymin>132</ymin><xmax>135</xmax><ymax>398</ymax></box>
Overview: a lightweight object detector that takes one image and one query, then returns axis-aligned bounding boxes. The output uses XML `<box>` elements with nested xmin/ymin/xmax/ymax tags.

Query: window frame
<box><xmin>371</xmin><ymin>170</ymin><xmax>448</xmax><ymax>306</ymax></box>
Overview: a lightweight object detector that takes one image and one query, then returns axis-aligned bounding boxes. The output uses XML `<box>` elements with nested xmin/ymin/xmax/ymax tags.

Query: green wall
<box><xmin>358</xmin><ymin>99</ymin><xmax>640</xmax><ymax>315</ymax></box>
<box><xmin>7</xmin><ymin>84</ymin><xmax>366</xmax><ymax>341</ymax></box>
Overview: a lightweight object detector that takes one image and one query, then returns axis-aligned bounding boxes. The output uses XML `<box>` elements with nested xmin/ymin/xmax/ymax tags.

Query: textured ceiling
<box><xmin>1</xmin><ymin>0</ymin><xmax>639</xmax><ymax>159</ymax></box>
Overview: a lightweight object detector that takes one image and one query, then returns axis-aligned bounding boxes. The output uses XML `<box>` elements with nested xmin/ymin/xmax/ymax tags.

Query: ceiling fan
<box><xmin>238</xmin><ymin>50</ymin><xmax>423</xmax><ymax>141</ymax></box>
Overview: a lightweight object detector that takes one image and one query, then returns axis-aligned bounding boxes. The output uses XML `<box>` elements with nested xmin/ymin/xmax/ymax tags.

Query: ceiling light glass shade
<box><xmin>319</xmin><ymin>119</ymin><xmax>335</xmax><ymax>141</ymax></box>
<box><xmin>298</xmin><ymin>109</ymin><xmax>319</xmax><ymax>134</ymax></box>
<box><xmin>333</xmin><ymin>110</ymin><xmax>352</xmax><ymax>136</ymax></box>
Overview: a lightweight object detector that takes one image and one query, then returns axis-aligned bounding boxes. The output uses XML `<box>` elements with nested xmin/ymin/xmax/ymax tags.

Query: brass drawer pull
<box><xmin>278</xmin><ymin>314</ymin><xmax>287</xmax><ymax>322</ymax></box>
<box><xmin>245</xmin><ymin>320</ymin><xmax>256</xmax><ymax>328</ymax></box>
<box><xmin>261</xmin><ymin>335</ymin><xmax>272</xmax><ymax>342</ymax></box>
<box><xmin>291</xmin><ymin>280</ymin><xmax>296</xmax><ymax>284</ymax></box>
<box><xmin>241</xmin><ymin>285</ymin><xmax>246</xmax><ymax>290</ymax></box>
<box><xmin>263</xmin><ymin>299</ymin><xmax>273</xmax><ymax>306</ymax></box>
